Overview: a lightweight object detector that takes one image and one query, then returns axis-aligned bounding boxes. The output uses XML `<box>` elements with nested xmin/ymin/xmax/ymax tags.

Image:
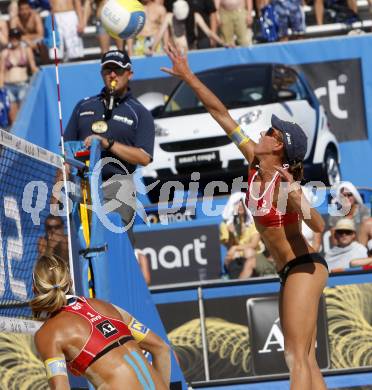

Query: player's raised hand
<box><xmin>161</xmin><ymin>44</ymin><xmax>193</xmax><ymax>81</ymax></box>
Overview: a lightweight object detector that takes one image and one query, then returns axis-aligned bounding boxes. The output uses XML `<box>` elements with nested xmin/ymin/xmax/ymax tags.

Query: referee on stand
<box><xmin>64</xmin><ymin>50</ymin><xmax>155</xmax><ymax>244</ymax></box>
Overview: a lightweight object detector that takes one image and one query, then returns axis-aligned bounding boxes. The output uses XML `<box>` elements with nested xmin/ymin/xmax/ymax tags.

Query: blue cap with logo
<box><xmin>101</xmin><ymin>50</ymin><xmax>131</xmax><ymax>70</ymax></box>
<box><xmin>271</xmin><ymin>114</ymin><xmax>308</xmax><ymax>163</ymax></box>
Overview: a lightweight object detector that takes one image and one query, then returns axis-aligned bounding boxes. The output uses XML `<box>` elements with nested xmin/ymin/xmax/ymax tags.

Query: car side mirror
<box><xmin>277</xmin><ymin>89</ymin><xmax>297</xmax><ymax>101</ymax></box>
<box><xmin>151</xmin><ymin>105</ymin><xmax>165</xmax><ymax>118</ymax></box>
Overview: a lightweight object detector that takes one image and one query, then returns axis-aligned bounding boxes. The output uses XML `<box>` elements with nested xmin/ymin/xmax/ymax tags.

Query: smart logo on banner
<box><xmin>297</xmin><ymin>59</ymin><xmax>367</xmax><ymax>142</ymax></box>
<box><xmin>246</xmin><ymin>294</ymin><xmax>330</xmax><ymax>375</ymax></box>
<box><xmin>134</xmin><ymin>225</ymin><xmax>221</xmax><ymax>285</ymax></box>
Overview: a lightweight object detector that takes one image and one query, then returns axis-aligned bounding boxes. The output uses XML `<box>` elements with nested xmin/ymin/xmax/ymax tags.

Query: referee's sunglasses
<box><xmin>101</xmin><ymin>67</ymin><xmax>128</xmax><ymax>76</ymax></box>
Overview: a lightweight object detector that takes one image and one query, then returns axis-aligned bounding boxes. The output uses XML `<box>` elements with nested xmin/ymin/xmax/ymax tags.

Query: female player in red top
<box><xmin>162</xmin><ymin>45</ymin><xmax>328</xmax><ymax>390</ymax></box>
<box><xmin>31</xmin><ymin>255</ymin><xmax>170</xmax><ymax>389</ymax></box>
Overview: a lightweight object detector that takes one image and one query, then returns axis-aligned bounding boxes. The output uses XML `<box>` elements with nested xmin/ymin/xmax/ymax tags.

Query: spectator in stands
<box><xmin>83</xmin><ymin>0</ymin><xmax>123</xmax><ymax>54</ymax></box>
<box><xmin>215</xmin><ymin>0</ymin><xmax>253</xmax><ymax>47</ymax></box>
<box><xmin>164</xmin><ymin>0</ymin><xmax>218</xmax><ymax>49</ymax></box>
<box><xmin>220</xmin><ymin>192</ymin><xmax>266</xmax><ymax>279</ymax></box>
<box><xmin>134</xmin><ymin>249</ymin><xmax>151</xmax><ymax>285</ymax></box>
<box><xmin>38</xmin><ymin>214</ymin><xmax>69</xmax><ymax>263</ymax></box>
<box><xmin>46</xmin><ymin>0</ymin><xmax>85</xmax><ymax>61</ymax></box>
<box><xmin>127</xmin><ymin>0</ymin><xmax>168</xmax><ymax>57</ymax></box>
<box><xmin>271</xmin><ymin>0</ymin><xmax>305</xmax><ymax>41</ymax></box>
<box><xmin>350</xmin><ymin>240</ymin><xmax>372</xmax><ymax>270</ymax></box>
<box><xmin>329</xmin><ymin>181</ymin><xmax>370</xmax><ymax>243</ymax></box>
<box><xmin>325</xmin><ymin>218</ymin><xmax>367</xmax><ymax>272</ymax></box>
<box><xmin>9</xmin><ymin>0</ymin><xmax>44</xmax><ymax>55</ymax></box>
<box><xmin>0</xmin><ymin>28</ymin><xmax>38</xmax><ymax>125</ymax></box>
<box><xmin>150</xmin><ymin>0</ymin><xmax>227</xmax><ymax>54</ymax></box>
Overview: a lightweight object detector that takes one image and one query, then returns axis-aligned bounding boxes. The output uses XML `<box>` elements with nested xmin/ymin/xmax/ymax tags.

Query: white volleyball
<box><xmin>101</xmin><ymin>0</ymin><xmax>146</xmax><ymax>40</ymax></box>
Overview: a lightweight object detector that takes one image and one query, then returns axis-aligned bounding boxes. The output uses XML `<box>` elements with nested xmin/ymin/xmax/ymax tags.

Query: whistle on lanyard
<box><xmin>108</xmin><ymin>80</ymin><xmax>117</xmax><ymax>111</ymax></box>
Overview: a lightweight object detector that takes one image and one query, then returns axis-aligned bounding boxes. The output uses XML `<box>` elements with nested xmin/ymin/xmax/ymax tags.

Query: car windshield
<box><xmin>162</xmin><ymin>65</ymin><xmax>274</xmax><ymax>116</ymax></box>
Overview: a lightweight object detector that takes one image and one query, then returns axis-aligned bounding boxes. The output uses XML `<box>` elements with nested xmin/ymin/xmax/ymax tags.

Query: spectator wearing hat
<box><xmin>329</xmin><ymin>181</ymin><xmax>370</xmax><ymax>245</ymax></box>
<box><xmin>325</xmin><ymin>218</ymin><xmax>368</xmax><ymax>272</ymax></box>
<box><xmin>64</xmin><ymin>50</ymin><xmax>155</xmax><ymax>245</ymax></box>
<box><xmin>350</xmin><ymin>240</ymin><xmax>372</xmax><ymax>270</ymax></box>
<box><xmin>0</xmin><ymin>27</ymin><xmax>38</xmax><ymax>125</ymax></box>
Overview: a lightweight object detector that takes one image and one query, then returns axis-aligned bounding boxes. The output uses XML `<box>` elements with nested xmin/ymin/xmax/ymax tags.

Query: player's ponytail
<box><xmin>30</xmin><ymin>255</ymin><xmax>71</xmax><ymax>318</ymax></box>
<box><xmin>287</xmin><ymin>160</ymin><xmax>304</xmax><ymax>182</ymax></box>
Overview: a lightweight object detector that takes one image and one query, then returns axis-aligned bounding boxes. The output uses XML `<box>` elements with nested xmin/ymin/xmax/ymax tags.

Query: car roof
<box><xmin>195</xmin><ymin>63</ymin><xmax>296</xmax><ymax>76</ymax></box>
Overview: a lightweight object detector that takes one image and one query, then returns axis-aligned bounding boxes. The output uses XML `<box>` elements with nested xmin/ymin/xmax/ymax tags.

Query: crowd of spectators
<box><xmin>219</xmin><ymin>182</ymin><xmax>372</xmax><ymax>281</ymax></box>
<box><xmin>125</xmin><ymin>0</ymin><xmax>363</xmax><ymax>55</ymax></box>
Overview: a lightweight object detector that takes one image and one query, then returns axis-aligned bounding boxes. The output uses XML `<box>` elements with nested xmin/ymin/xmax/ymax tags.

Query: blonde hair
<box><xmin>30</xmin><ymin>255</ymin><xmax>72</xmax><ymax>318</ymax></box>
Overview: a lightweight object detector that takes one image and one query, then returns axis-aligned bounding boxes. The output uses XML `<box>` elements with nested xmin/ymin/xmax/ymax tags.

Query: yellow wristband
<box><xmin>44</xmin><ymin>357</ymin><xmax>67</xmax><ymax>379</ymax></box>
<box><xmin>228</xmin><ymin>126</ymin><xmax>250</xmax><ymax>148</ymax></box>
<box><xmin>128</xmin><ymin>318</ymin><xmax>150</xmax><ymax>343</ymax></box>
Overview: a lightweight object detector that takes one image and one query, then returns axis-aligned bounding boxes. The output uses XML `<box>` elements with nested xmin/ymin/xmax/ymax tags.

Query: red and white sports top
<box><xmin>60</xmin><ymin>296</ymin><xmax>133</xmax><ymax>376</ymax></box>
<box><xmin>245</xmin><ymin>166</ymin><xmax>299</xmax><ymax>227</ymax></box>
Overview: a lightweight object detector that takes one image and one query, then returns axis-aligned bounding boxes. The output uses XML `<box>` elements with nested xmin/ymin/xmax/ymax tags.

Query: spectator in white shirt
<box><xmin>325</xmin><ymin>218</ymin><xmax>367</xmax><ymax>272</ymax></box>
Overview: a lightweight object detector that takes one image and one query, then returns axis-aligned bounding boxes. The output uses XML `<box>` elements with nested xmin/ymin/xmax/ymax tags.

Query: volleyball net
<box><xmin>0</xmin><ymin>129</ymin><xmax>73</xmax><ymax>329</ymax></box>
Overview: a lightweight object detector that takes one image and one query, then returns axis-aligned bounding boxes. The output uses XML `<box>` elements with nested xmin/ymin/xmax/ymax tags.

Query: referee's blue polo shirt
<box><xmin>64</xmin><ymin>90</ymin><xmax>155</xmax><ymax>180</ymax></box>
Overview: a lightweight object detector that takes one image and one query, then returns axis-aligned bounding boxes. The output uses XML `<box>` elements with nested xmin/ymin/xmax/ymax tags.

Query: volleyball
<box><xmin>101</xmin><ymin>0</ymin><xmax>146</xmax><ymax>40</ymax></box>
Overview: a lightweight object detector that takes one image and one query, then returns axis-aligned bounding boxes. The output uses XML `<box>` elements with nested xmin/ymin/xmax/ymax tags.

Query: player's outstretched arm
<box><xmin>161</xmin><ymin>44</ymin><xmax>256</xmax><ymax>164</ymax></box>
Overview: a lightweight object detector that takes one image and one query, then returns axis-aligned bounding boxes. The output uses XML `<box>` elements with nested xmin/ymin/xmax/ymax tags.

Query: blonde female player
<box><xmin>161</xmin><ymin>44</ymin><xmax>328</xmax><ymax>390</ymax></box>
<box><xmin>31</xmin><ymin>255</ymin><xmax>170</xmax><ymax>389</ymax></box>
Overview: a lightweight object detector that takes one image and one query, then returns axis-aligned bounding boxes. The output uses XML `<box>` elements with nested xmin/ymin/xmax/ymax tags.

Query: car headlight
<box><xmin>238</xmin><ymin>109</ymin><xmax>262</xmax><ymax>127</ymax></box>
<box><xmin>154</xmin><ymin>123</ymin><xmax>169</xmax><ymax>137</ymax></box>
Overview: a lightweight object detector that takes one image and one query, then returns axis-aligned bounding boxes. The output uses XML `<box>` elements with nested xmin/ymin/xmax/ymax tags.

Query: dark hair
<box><xmin>287</xmin><ymin>160</ymin><xmax>304</xmax><ymax>182</ymax></box>
<box><xmin>45</xmin><ymin>214</ymin><xmax>64</xmax><ymax>227</ymax></box>
<box><xmin>9</xmin><ymin>28</ymin><xmax>22</xmax><ymax>39</ymax></box>
<box><xmin>18</xmin><ymin>0</ymin><xmax>30</xmax><ymax>6</ymax></box>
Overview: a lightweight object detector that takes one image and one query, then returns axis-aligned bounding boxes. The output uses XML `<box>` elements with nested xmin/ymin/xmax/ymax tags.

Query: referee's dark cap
<box><xmin>271</xmin><ymin>114</ymin><xmax>308</xmax><ymax>163</ymax></box>
<box><xmin>101</xmin><ymin>50</ymin><xmax>132</xmax><ymax>70</ymax></box>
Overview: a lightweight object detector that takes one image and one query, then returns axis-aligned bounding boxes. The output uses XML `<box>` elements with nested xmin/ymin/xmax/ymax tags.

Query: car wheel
<box><xmin>322</xmin><ymin>148</ymin><xmax>341</xmax><ymax>186</ymax></box>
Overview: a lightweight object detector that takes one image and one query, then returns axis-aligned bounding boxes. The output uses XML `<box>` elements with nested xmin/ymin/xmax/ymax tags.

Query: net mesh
<box><xmin>0</xmin><ymin>130</ymin><xmax>70</xmax><ymax>320</ymax></box>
